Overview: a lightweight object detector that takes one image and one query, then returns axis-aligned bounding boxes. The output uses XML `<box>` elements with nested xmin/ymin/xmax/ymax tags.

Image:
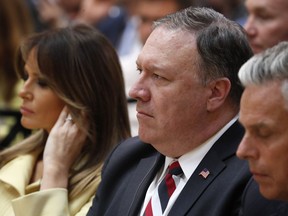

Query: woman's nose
<box><xmin>18</xmin><ymin>81</ymin><xmax>33</xmax><ymax>100</ymax></box>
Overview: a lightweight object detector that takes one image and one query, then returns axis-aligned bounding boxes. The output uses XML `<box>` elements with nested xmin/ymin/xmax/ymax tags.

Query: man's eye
<box><xmin>256</xmin><ymin>129</ymin><xmax>272</xmax><ymax>139</ymax></box>
<box><xmin>137</xmin><ymin>68</ymin><xmax>142</xmax><ymax>74</ymax></box>
<box><xmin>153</xmin><ymin>74</ymin><xmax>162</xmax><ymax>79</ymax></box>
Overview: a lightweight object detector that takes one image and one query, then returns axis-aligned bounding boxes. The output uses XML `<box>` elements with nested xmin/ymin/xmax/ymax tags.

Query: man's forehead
<box><xmin>139</xmin><ymin>29</ymin><xmax>197</xmax><ymax>59</ymax></box>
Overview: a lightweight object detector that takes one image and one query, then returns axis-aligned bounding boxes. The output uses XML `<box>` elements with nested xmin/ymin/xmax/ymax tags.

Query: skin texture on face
<box><xmin>129</xmin><ymin>27</ymin><xmax>212</xmax><ymax>157</ymax></box>
<box><xmin>18</xmin><ymin>49</ymin><xmax>65</xmax><ymax>133</ymax></box>
<box><xmin>244</xmin><ymin>0</ymin><xmax>288</xmax><ymax>54</ymax></box>
<box><xmin>137</xmin><ymin>0</ymin><xmax>181</xmax><ymax>44</ymax></box>
<box><xmin>237</xmin><ymin>81</ymin><xmax>288</xmax><ymax>200</ymax></box>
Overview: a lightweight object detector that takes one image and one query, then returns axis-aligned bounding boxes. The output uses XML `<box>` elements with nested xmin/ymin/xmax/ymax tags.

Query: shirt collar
<box><xmin>165</xmin><ymin>115</ymin><xmax>239</xmax><ymax>180</ymax></box>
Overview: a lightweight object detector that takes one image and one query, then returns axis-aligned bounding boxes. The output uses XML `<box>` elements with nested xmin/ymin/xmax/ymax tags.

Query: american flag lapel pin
<box><xmin>199</xmin><ymin>168</ymin><xmax>210</xmax><ymax>179</ymax></box>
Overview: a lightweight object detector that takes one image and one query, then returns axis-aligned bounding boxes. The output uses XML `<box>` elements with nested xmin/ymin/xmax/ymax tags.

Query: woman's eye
<box><xmin>22</xmin><ymin>72</ymin><xmax>28</xmax><ymax>81</ymax></box>
<box><xmin>37</xmin><ymin>79</ymin><xmax>48</xmax><ymax>88</ymax></box>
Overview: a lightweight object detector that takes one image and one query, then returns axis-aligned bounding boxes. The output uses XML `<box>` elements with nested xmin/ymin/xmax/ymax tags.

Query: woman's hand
<box><xmin>41</xmin><ymin>106</ymin><xmax>87</xmax><ymax>190</ymax></box>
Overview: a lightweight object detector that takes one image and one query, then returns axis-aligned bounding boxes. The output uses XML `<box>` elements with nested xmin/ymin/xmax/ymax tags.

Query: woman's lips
<box><xmin>20</xmin><ymin>106</ymin><xmax>34</xmax><ymax>115</ymax></box>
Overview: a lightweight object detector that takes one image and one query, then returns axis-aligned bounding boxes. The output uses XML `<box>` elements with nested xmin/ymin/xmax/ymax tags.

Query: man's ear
<box><xmin>206</xmin><ymin>78</ymin><xmax>231</xmax><ymax>112</ymax></box>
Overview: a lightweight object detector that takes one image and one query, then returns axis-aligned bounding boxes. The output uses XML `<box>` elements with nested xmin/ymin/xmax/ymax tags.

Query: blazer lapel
<box><xmin>118</xmin><ymin>152</ymin><xmax>165</xmax><ymax>216</ymax></box>
<box><xmin>0</xmin><ymin>150</ymin><xmax>40</xmax><ymax>195</ymax></box>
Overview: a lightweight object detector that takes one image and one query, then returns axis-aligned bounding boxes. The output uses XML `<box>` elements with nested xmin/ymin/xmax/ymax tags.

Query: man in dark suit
<box><xmin>239</xmin><ymin>179</ymin><xmax>288</xmax><ymax>216</ymax></box>
<box><xmin>87</xmin><ymin>7</ymin><xmax>253</xmax><ymax>216</ymax></box>
<box><xmin>236</xmin><ymin>42</ymin><xmax>288</xmax><ymax>215</ymax></box>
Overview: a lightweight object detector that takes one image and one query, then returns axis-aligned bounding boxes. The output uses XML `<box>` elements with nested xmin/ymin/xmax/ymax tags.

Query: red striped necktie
<box><xmin>145</xmin><ymin>161</ymin><xmax>183</xmax><ymax>216</ymax></box>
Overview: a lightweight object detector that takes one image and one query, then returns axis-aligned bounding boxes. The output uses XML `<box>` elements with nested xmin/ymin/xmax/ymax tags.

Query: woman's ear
<box><xmin>206</xmin><ymin>78</ymin><xmax>231</xmax><ymax>112</ymax></box>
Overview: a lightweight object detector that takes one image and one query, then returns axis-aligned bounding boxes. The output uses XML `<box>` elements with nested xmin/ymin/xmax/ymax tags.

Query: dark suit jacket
<box><xmin>87</xmin><ymin>121</ymin><xmax>251</xmax><ymax>216</ymax></box>
<box><xmin>240</xmin><ymin>178</ymin><xmax>288</xmax><ymax>216</ymax></box>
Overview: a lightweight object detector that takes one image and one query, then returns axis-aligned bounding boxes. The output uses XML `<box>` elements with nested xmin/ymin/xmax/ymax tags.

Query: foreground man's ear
<box><xmin>206</xmin><ymin>78</ymin><xmax>231</xmax><ymax>112</ymax></box>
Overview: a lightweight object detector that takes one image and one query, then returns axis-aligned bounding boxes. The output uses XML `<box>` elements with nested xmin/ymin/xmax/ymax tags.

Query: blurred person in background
<box><xmin>77</xmin><ymin>0</ymin><xmax>128</xmax><ymax>48</ymax></box>
<box><xmin>27</xmin><ymin>0</ymin><xmax>123</xmax><ymax>42</ymax></box>
<box><xmin>0</xmin><ymin>0</ymin><xmax>35</xmax><ymax>148</ymax></box>
<box><xmin>195</xmin><ymin>0</ymin><xmax>247</xmax><ymax>25</ymax></box>
<box><xmin>33</xmin><ymin>0</ymin><xmax>82</xmax><ymax>29</ymax></box>
<box><xmin>137</xmin><ymin>0</ymin><xmax>192</xmax><ymax>45</ymax></box>
<box><xmin>243</xmin><ymin>0</ymin><xmax>288</xmax><ymax>54</ymax></box>
<box><xmin>0</xmin><ymin>24</ymin><xmax>130</xmax><ymax>215</ymax></box>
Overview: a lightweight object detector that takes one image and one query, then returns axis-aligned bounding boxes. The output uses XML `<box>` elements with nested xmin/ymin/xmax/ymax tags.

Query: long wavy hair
<box><xmin>0</xmin><ymin>24</ymin><xmax>131</xmax><ymax>199</ymax></box>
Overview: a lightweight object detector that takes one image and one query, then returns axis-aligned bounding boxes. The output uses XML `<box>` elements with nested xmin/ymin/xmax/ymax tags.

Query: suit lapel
<box><xmin>169</xmin><ymin>121</ymin><xmax>244</xmax><ymax>216</ymax></box>
<box><xmin>118</xmin><ymin>121</ymin><xmax>243</xmax><ymax>216</ymax></box>
<box><xmin>169</xmin><ymin>149</ymin><xmax>225</xmax><ymax>215</ymax></box>
<box><xmin>118</xmin><ymin>151</ymin><xmax>165</xmax><ymax>216</ymax></box>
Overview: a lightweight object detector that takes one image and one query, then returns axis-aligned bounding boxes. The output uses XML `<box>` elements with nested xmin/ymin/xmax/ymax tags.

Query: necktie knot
<box><xmin>168</xmin><ymin>161</ymin><xmax>183</xmax><ymax>176</ymax></box>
